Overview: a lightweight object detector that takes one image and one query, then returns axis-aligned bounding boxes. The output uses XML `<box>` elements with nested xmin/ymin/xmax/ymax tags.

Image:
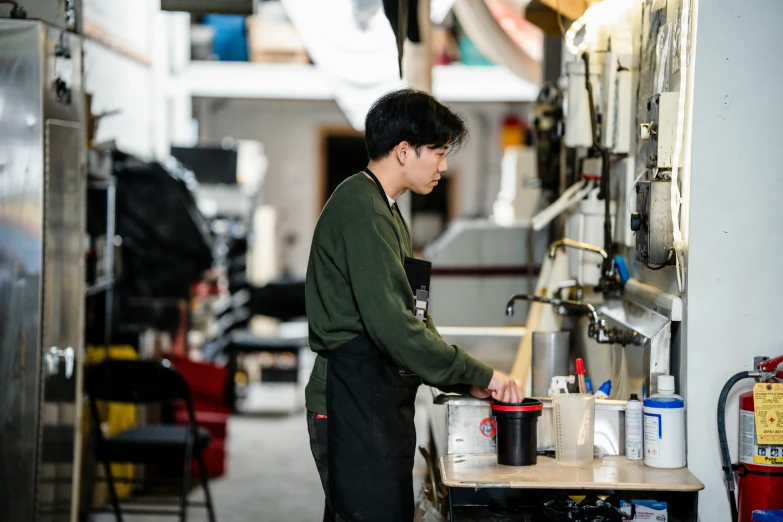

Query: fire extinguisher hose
<box><xmin>717</xmin><ymin>370</ymin><xmax>751</xmax><ymax>522</ymax></box>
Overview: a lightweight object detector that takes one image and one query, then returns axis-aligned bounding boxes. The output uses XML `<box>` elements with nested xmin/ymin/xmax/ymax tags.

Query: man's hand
<box><xmin>473</xmin><ymin>371</ymin><xmax>524</xmax><ymax>403</ymax></box>
<box><xmin>469</xmin><ymin>385</ymin><xmax>492</xmax><ymax>399</ymax></box>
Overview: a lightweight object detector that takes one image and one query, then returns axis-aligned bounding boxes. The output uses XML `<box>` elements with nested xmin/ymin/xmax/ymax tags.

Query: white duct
<box><xmin>452</xmin><ymin>0</ymin><xmax>541</xmax><ymax>85</ymax></box>
<box><xmin>531</xmin><ymin>179</ymin><xmax>594</xmax><ymax>231</ymax></box>
<box><xmin>281</xmin><ymin>0</ymin><xmax>402</xmax><ymax>130</ymax></box>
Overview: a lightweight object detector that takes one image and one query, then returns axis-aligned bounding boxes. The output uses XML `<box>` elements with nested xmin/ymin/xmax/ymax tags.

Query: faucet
<box><xmin>547</xmin><ymin>238</ymin><xmax>624</xmax><ymax>297</ymax></box>
<box><xmin>553</xmin><ymin>279</ymin><xmax>584</xmax><ymax>301</ymax></box>
<box><xmin>548</xmin><ymin>238</ymin><xmax>608</xmax><ymax>260</ymax></box>
<box><xmin>506</xmin><ymin>293</ymin><xmax>600</xmax><ymax>323</ymax></box>
<box><xmin>505</xmin><ymin>293</ymin><xmax>640</xmax><ymax>346</ymax></box>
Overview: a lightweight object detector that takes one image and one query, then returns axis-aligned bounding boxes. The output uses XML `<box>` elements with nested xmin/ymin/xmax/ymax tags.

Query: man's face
<box><xmin>402</xmin><ymin>144</ymin><xmax>449</xmax><ymax>195</ymax></box>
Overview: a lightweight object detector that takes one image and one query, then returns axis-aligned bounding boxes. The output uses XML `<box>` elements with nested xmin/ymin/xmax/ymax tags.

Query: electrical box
<box><xmin>640</xmin><ymin>93</ymin><xmax>679</xmax><ymax>169</ymax></box>
<box><xmin>632</xmin><ymin>179</ymin><xmax>674</xmax><ymax>266</ymax></box>
<box><xmin>601</xmin><ymin>53</ymin><xmax>633</xmax><ymax>154</ymax></box>
<box><xmin>564</xmin><ymin>60</ymin><xmax>599</xmax><ymax>148</ymax></box>
<box><xmin>1</xmin><ymin>1</ymin><xmax>80</xmax><ymax>32</ymax></box>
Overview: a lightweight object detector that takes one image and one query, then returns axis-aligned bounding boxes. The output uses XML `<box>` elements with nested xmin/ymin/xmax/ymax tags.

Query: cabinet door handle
<box><xmin>44</xmin><ymin>346</ymin><xmax>75</xmax><ymax>378</ymax></box>
<box><xmin>62</xmin><ymin>346</ymin><xmax>74</xmax><ymax>379</ymax></box>
<box><xmin>45</xmin><ymin>346</ymin><xmax>61</xmax><ymax>376</ymax></box>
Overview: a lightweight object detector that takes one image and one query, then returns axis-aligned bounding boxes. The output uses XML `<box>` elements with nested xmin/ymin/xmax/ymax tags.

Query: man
<box><xmin>305</xmin><ymin>89</ymin><xmax>524</xmax><ymax>522</ymax></box>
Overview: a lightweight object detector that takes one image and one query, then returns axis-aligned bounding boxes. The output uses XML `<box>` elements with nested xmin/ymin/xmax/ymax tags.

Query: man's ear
<box><xmin>395</xmin><ymin>141</ymin><xmax>410</xmax><ymax>165</ymax></box>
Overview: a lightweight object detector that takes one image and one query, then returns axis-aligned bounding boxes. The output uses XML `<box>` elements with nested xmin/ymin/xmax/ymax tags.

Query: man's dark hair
<box><xmin>364</xmin><ymin>88</ymin><xmax>468</xmax><ymax>161</ymax></box>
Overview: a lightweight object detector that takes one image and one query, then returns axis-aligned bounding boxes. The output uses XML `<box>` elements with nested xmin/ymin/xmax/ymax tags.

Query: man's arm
<box><xmin>421</xmin><ymin>314</ymin><xmax>471</xmax><ymax>394</ymax></box>
<box><xmin>343</xmin><ymin>215</ymin><xmax>492</xmax><ymax>388</ymax></box>
<box><xmin>343</xmin><ymin>213</ymin><xmax>523</xmax><ymax>403</ymax></box>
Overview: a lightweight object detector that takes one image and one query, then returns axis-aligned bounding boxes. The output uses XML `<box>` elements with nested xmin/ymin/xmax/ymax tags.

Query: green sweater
<box><xmin>304</xmin><ymin>173</ymin><xmax>494</xmax><ymax>415</ymax></box>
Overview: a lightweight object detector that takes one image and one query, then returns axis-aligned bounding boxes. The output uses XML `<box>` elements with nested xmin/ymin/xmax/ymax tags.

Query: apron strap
<box><xmin>363</xmin><ymin>168</ymin><xmax>394</xmax><ymax>216</ymax></box>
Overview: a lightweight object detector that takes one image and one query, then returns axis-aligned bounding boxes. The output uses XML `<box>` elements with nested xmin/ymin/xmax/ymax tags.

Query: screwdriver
<box><xmin>576</xmin><ymin>358</ymin><xmax>587</xmax><ymax>394</ymax></box>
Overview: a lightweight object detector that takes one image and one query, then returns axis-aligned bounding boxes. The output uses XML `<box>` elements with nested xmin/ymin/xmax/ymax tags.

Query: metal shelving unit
<box><xmin>86</xmin><ymin>148</ymin><xmax>117</xmax><ymax>354</ymax></box>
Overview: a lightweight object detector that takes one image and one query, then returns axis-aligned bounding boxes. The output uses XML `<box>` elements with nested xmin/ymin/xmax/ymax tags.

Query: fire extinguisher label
<box><xmin>753</xmin><ymin>382</ymin><xmax>783</xmax><ymax>445</ymax></box>
<box><xmin>740</xmin><ymin>410</ymin><xmax>783</xmax><ymax>466</ymax></box>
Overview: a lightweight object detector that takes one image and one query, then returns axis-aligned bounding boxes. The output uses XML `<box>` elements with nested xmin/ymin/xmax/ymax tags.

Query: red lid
<box><xmin>576</xmin><ymin>358</ymin><xmax>585</xmax><ymax>375</ymax></box>
<box><xmin>491</xmin><ymin>399</ymin><xmax>543</xmax><ymax>412</ymax></box>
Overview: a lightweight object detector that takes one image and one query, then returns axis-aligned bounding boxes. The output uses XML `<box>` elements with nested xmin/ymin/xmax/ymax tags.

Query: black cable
<box><xmin>0</xmin><ymin>0</ymin><xmax>26</xmax><ymax>18</ymax></box>
<box><xmin>646</xmin><ymin>250</ymin><xmax>674</xmax><ymax>270</ymax></box>
<box><xmin>581</xmin><ymin>52</ymin><xmax>614</xmax><ymax>276</ymax></box>
<box><xmin>600</xmin><ymin>147</ymin><xmax>613</xmax><ymax>275</ymax></box>
<box><xmin>556</xmin><ymin>0</ymin><xmax>566</xmax><ymax>40</ymax></box>
<box><xmin>582</xmin><ymin>53</ymin><xmax>600</xmax><ymax>149</ymax></box>
<box><xmin>717</xmin><ymin>371</ymin><xmax>750</xmax><ymax>522</ymax></box>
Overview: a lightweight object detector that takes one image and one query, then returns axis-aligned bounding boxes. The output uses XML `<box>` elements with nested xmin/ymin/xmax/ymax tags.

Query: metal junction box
<box><xmin>1</xmin><ymin>0</ymin><xmax>81</xmax><ymax>32</ymax></box>
<box><xmin>633</xmin><ymin>180</ymin><xmax>674</xmax><ymax>266</ymax></box>
<box><xmin>642</xmin><ymin>93</ymin><xmax>680</xmax><ymax>169</ymax></box>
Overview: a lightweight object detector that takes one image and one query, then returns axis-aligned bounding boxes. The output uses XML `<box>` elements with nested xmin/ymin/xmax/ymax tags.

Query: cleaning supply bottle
<box><xmin>548</xmin><ymin>375</ymin><xmax>575</xmax><ymax>397</ymax></box>
<box><xmin>595</xmin><ymin>380</ymin><xmax>612</xmax><ymax>399</ymax></box>
<box><xmin>643</xmin><ymin>375</ymin><xmax>685</xmax><ymax>468</ymax></box>
<box><xmin>625</xmin><ymin>394</ymin><xmax>643</xmax><ymax>460</ymax></box>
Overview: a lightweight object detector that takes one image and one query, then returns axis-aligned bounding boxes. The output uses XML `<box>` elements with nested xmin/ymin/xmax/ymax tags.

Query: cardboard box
<box><xmin>246</xmin><ymin>16</ymin><xmax>310</xmax><ymax>64</ymax></box>
<box><xmin>525</xmin><ymin>0</ymin><xmax>589</xmax><ymax>38</ymax></box>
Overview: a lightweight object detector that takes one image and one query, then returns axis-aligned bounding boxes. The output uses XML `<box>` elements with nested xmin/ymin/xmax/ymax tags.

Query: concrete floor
<box><xmin>90</xmin><ymin>366</ymin><xmax>431</xmax><ymax>521</ymax></box>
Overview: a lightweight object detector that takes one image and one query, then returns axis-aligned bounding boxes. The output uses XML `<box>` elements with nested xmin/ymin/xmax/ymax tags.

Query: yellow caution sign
<box><xmin>754</xmin><ymin>454</ymin><xmax>783</xmax><ymax>465</ymax></box>
<box><xmin>754</xmin><ymin>383</ymin><xmax>783</xmax><ymax>445</ymax></box>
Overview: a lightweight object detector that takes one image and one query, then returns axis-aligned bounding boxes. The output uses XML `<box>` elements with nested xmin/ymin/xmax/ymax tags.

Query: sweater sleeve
<box><xmin>342</xmin><ymin>214</ymin><xmax>492</xmax><ymax>389</ymax></box>
<box><xmin>422</xmin><ymin>313</ymin><xmax>478</xmax><ymax>395</ymax></box>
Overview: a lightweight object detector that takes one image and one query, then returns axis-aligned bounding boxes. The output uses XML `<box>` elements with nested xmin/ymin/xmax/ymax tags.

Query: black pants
<box><xmin>307</xmin><ymin>410</ymin><xmax>342</xmax><ymax>522</ymax></box>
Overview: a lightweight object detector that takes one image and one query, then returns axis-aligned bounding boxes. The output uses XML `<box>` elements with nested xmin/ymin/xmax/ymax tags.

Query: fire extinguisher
<box><xmin>718</xmin><ymin>355</ymin><xmax>783</xmax><ymax>522</ymax></box>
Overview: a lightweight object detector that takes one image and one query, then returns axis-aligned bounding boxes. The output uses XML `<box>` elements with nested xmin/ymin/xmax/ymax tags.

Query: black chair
<box><xmin>84</xmin><ymin>360</ymin><xmax>217</xmax><ymax>522</ymax></box>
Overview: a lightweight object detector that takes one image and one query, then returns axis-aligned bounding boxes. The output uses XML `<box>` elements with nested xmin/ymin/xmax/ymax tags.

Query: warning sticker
<box><xmin>740</xmin><ymin>410</ymin><xmax>783</xmax><ymax>466</ymax></box>
<box><xmin>644</xmin><ymin>413</ymin><xmax>661</xmax><ymax>459</ymax></box>
<box><xmin>754</xmin><ymin>383</ymin><xmax>783</xmax><ymax>445</ymax></box>
<box><xmin>479</xmin><ymin>418</ymin><xmax>497</xmax><ymax>438</ymax></box>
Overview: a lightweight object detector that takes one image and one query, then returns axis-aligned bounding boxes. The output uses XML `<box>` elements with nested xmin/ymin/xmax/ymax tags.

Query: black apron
<box><xmin>325</xmin><ymin>169</ymin><xmax>429</xmax><ymax>521</ymax></box>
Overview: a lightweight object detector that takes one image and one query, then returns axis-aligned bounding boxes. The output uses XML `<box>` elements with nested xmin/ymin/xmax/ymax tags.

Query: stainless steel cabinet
<box><xmin>0</xmin><ymin>19</ymin><xmax>86</xmax><ymax>522</ymax></box>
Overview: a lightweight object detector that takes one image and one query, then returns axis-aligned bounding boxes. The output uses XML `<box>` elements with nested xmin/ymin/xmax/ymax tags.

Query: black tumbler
<box><xmin>491</xmin><ymin>398</ymin><xmax>543</xmax><ymax>466</ymax></box>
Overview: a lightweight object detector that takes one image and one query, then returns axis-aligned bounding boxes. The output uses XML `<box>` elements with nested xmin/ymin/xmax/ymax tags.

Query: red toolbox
<box><xmin>193</xmin><ymin>437</ymin><xmax>226</xmax><ymax>478</ymax></box>
<box><xmin>169</xmin><ymin>355</ymin><xmax>228</xmax><ymax>404</ymax></box>
<box><xmin>173</xmin><ymin>401</ymin><xmax>229</xmax><ymax>440</ymax></box>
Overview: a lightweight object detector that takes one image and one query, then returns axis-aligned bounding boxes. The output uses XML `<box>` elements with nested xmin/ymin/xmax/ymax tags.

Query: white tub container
<box><xmin>643</xmin><ymin>375</ymin><xmax>686</xmax><ymax>468</ymax></box>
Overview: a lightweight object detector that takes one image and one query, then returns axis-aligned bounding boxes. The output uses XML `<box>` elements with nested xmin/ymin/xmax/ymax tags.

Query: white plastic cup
<box><xmin>554</xmin><ymin>394</ymin><xmax>595</xmax><ymax>466</ymax></box>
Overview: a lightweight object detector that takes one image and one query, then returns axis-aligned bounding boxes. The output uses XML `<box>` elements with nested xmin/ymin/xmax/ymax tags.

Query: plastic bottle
<box><xmin>643</xmin><ymin>375</ymin><xmax>685</xmax><ymax>468</ymax></box>
<box><xmin>585</xmin><ymin>377</ymin><xmax>594</xmax><ymax>394</ymax></box>
<box><xmin>625</xmin><ymin>394</ymin><xmax>643</xmax><ymax>460</ymax></box>
<box><xmin>595</xmin><ymin>380</ymin><xmax>612</xmax><ymax>399</ymax></box>
<box><xmin>548</xmin><ymin>375</ymin><xmax>575</xmax><ymax>397</ymax></box>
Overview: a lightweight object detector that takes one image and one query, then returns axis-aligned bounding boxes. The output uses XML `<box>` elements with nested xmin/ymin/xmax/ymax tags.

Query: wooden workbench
<box><xmin>440</xmin><ymin>454</ymin><xmax>704</xmax><ymax>521</ymax></box>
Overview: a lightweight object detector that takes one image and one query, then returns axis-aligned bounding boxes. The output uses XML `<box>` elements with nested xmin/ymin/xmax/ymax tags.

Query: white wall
<box><xmin>195</xmin><ymin>98</ymin><xmax>527</xmax><ymax>277</ymax></box>
<box><xmin>685</xmin><ymin>0</ymin><xmax>783</xmax><ymax>519</ymax></box>
<box><xmin>81</xmin><ymin>0</ymin><xmax>168</xmax><ymax>160</ymax></box>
